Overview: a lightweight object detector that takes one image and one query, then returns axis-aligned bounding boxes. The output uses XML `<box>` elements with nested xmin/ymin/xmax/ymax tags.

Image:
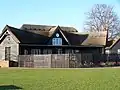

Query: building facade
<box><xmin>0</xmin><ymin>24</ymin><xmax>107</xmax><ymax>68</ymax></box>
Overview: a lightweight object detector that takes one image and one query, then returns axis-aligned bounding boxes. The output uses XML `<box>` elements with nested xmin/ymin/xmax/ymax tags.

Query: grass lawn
<box><xmin>0</xmin><ymin>68</ymin><xmax>120</xmax><ymax>90</ymax></box>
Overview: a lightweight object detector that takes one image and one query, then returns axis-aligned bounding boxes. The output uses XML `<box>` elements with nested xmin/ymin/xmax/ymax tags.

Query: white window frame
<box><xmin>118</xmin><ymin>49</ymin><xmax>120</xmax><ymax>54</ymax></box>
<box><xmin>31</xmin><ymin>49</ymin><xmax>41</xmax><ymax>55</ymax></box>
<box><xmin>58</xmin><ymin>49</ymin><xmax>62</xmax><ymax>54</ymax></box>
<box><xmin>105</xmin><ymin>49</ymin><xmax>110</xmax><ymax>54</ymax></box>
<box><xmin>52</xmin><ymin>38</ymin><xmax>62</xmax><ymax>45</ymax></box>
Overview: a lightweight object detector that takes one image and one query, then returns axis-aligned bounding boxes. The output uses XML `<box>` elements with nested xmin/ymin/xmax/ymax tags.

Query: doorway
<box><xmin>5</xmin><ymin>47</ymin><xmax>11</xmax><ymax>61</ymax></box>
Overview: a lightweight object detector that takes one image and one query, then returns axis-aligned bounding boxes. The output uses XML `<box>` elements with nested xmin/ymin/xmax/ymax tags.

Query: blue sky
<box><xmin>0</xmin><ymin>0</ymin><xmax>120</xmax><ymax>32</ymax></box>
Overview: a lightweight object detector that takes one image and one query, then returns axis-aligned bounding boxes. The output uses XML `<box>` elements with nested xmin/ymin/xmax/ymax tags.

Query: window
<box><xmin>52</xmin><ymin>38</ymin><xmax>62</xmax><ymax>45</ymax></box>
<box><xmin>24</xmin><ymin>49</ymin><xmax>28</xmax><ymax>55</ymax></box>
<box><xmin>118</xmin><ymin>49</ymin><xmax>120</xmax><ymax>54</ymax></box>
<box><xmin>7</xmin><ymin>36</ymin><xmax>10</xmax><ymax>41</ymax></box>
<box><xmin>105</xmin><ymin>49</ymin><xmax>110</xmax><ymax>54</ymax></box>
<box><xmin>58</xmin><ymin>49</ymin><xmax>62</xmax><ymax>54</ymax></box>
<box><xmin>47</xmin><ymin>49</ymin><xmax>52</xmax><ymax>54</ymax></box>
<box><xmin>56</xmin><ymin>33</ymin><xmax>59</xmax><ymax>37</ymax></box>
<box><xmin>65</xmin><ymin>49</ymin><xmax>70</xmax><ymax>54</ymax></box>
<box><xmin>72</xmin><ymin>50</ymin><xmax>75</xmax><ymax>54</ymax></box>
<box><xmin>43</xmin><ymin>49</ymin><xmax>47</xmax><ymax>54</ymax></box>
<box><xmin>31</xmin><ymin>49</ymin><xmax>41</xmax><ymax>55</ymax></box>
<box><xmin>75</xmin><ymin>50</ymin><xmax>79</xmax><ymax>53</ymax></box>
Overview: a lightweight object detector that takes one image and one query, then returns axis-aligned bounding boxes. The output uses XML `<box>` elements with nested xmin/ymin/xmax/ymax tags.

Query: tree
<box><xmin>84</xmin><ymin>4</ymin><xmax>120</xmax><ymax>39</ymax></box>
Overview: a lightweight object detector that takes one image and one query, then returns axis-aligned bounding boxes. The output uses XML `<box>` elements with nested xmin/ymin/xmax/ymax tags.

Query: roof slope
<box><xmin>106</xmin><ymin>36</ymin><xmax>120</xmax><ymax>49</ymax></box>
<box><xmin>7</xmin><ymin>25</ymin><xmax>49</xmax><ymax>44</ymax></box>
<box><xmin>62</xmin><ymin>31</ymin><xmax>88</xmax><ymax>45</ymax></box>
<box><xmin>81</xmin><ymin>31</ymin><xmax>107</xmax><ymax>46</ymax></box>
<box><xmin>0</xmin><ymin>24</ymin><xmax>107</xmax><ymax>46</ymax></box>
<box><xmin>21</xmin><ymin>24</ymin><xmax>78</xmax><ymax>32</ymax></box>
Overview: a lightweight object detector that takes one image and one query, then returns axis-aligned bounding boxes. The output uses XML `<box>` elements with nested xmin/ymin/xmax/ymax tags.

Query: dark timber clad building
<box><xmin>0</xmin><ymin>24</ymin><xmax>107</xmax><ymax>68</ymax></box>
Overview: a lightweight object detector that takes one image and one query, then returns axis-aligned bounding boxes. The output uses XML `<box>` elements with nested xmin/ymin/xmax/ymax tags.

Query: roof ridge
<box><xmin>21</xmin><ymin>24</ymin><xmax>56</xmax><ymax>27</ymax></box>
<box><xmin>22</xmin><ymin>24</ymin><xmax>76</xmax><ymax>28</ymax></box>
<box><xmin>7</xmin><ymin>25</ymin><xmax>20</xmax><ymax>30</ymax></box>
<box><xmin>20</xmin><ymin>24</ymin><xmax>78</xmax><ymax>32</ymax></box>
<box><xmin>21</xmin><ymin>24</ymin><xmax>77</xmax><ymax>30</ymax></box>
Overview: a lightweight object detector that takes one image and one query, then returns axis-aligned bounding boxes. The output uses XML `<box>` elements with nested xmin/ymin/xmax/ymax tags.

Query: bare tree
<box><xmin>84</xmin><ymin>4</ymin><xmax>120</xmax><ymax>39</ymax></box>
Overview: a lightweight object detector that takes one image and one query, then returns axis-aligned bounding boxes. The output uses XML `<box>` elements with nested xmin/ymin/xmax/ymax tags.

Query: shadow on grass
<box><xmin>0</xmin><ymin>85</ymin><xmax>22</xmax><ymax>90</ymax></box>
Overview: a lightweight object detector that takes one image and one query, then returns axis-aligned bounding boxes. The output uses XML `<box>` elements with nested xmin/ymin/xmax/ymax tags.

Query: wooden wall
<box><xmin>0</xmin><ymin>30</ymin><xmax>19</xmax><ymax>61</ymax></box>
<box><xmin>18</xmin><ymin>54</ymin><xmax>94</xmax><ymax>68</ymax></box>
<box><xmin>51</xmin><ymin>54</ymin><xmax>69</xmax><ymax>68</ymax></box>
<box><xmin>18</xmin><ymin>53</ymin><xmax>106</xmax><ymax>68</ymax></box>
<box><xmin>18</xmin><ymin>54</ymin><xmax>69</xmax><ymax>68</ymax></box>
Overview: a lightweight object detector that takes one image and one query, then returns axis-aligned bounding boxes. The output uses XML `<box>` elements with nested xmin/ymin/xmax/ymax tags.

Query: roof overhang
<box><xmin>0</xmin><ymin>25</ymin><xmax>20</xmax><ymax>44</ymax></box>
<box><xmin>20</xmin><ymin>43</ymin><xmax>103</xmax><ymax>48</ymax></box>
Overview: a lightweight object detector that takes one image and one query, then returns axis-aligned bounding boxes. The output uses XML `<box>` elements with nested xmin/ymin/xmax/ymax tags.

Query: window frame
<box><xmin>5</xmin><ymin>47</ymin><xmax>11</xmax><ymax>60</ymax></box>
<box><xmin>117</xmin><ymin>49</ymin><xmax>120</xmax><ymax>54</ymax></box>
<box><xmin>105</xmin><ymin>49</ymin><xmax>110</xmax><ymax>54</ymax></box>
<box><xmin>52</xmin><ymin>38</ymin><xmax>62</xmax><ymax>45</ymax></box>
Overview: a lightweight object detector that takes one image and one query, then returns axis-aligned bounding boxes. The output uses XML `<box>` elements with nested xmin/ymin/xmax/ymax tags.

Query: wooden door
<box><xmin>5</xmin><ymin>47</ymin><xmax>11</xmax><ymax>61</ymax></box>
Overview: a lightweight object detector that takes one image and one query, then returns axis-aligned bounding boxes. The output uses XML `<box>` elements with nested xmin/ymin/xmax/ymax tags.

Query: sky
<box><xmin>0</xmin><ymin>0</ymin><xmax>120</xmax><ymax>32</ymax></box>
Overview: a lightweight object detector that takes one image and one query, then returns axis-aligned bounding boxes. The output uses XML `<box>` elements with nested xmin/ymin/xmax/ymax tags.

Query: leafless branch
<box><xmin>84</xmin><ymin>4</ymin><xmax>120</xmax><ymax>39</ymax></box>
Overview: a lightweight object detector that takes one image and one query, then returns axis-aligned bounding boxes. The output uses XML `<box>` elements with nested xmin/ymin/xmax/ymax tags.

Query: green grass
<box><xmin>0</xmin><ymin>68</ymin><xmax>120</xmax><ymax>90</ymax></box>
